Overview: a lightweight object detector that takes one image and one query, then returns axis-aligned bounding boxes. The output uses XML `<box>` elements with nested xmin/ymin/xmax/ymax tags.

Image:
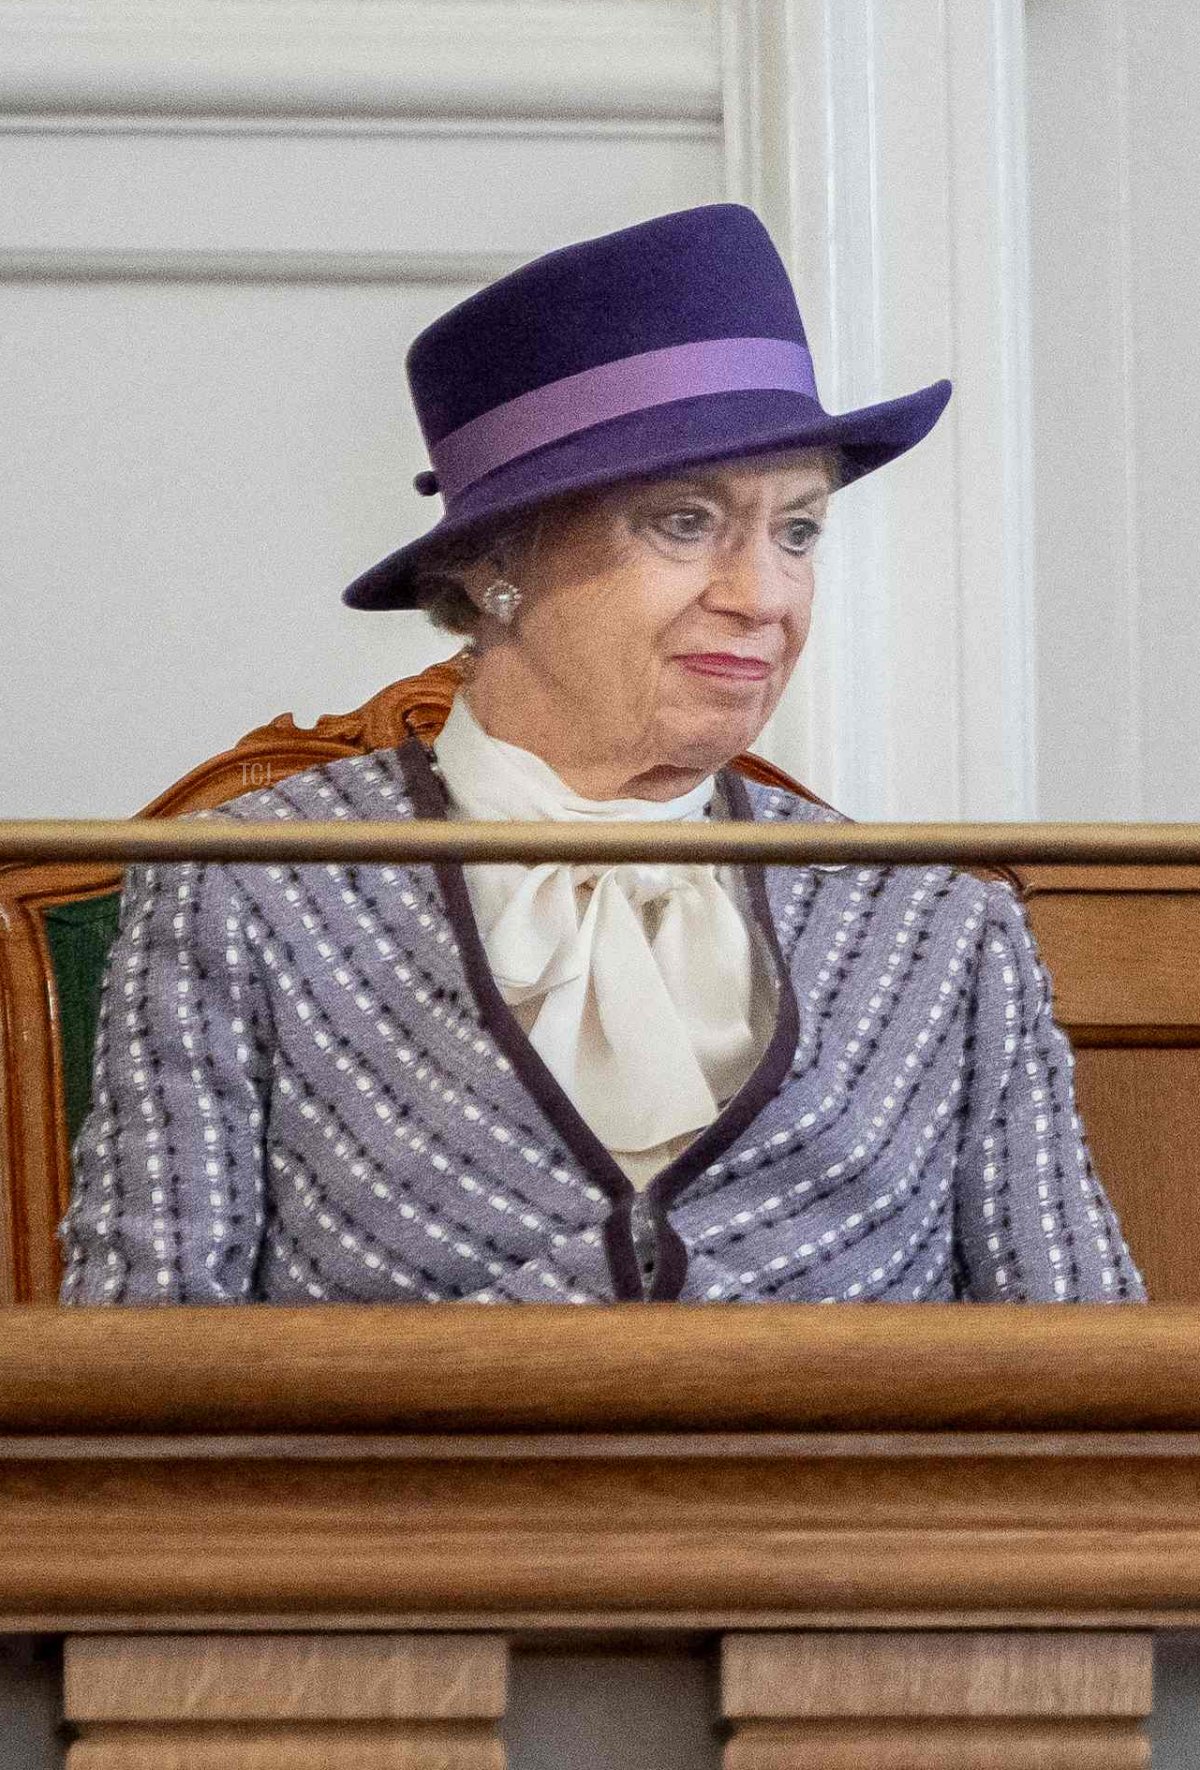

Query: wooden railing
<box><xmin>3</xmin><ymin>1307</ymin><xmax>1196</xmax><ymax>1764</ymax></box>
<box><xmin>3</xmin><ymin>814</ymin><xmax>1200</xmax><ymax>867</ymax></box>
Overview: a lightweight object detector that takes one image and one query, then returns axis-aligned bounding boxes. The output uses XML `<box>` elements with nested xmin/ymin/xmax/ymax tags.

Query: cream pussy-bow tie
<box><xmin>429</xmin><ymin>691</ymin><xmax>760</xmax><ymax>1152</ymax></box>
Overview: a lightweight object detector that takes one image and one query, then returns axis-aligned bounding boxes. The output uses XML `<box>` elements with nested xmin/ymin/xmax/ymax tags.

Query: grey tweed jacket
<box><xmin>60</xmin><ymin>735</ymin><xmax>1148</xmax><ymax>1305</ymax></box>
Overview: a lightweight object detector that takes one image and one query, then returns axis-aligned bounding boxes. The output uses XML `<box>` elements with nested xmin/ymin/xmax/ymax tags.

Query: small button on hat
<box><xmin>342</xmin><ymin>202</ymin><xmax>951</xmax><ymax>612</ymax></box>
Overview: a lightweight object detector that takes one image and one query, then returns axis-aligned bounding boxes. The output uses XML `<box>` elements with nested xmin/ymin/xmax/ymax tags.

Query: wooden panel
<box><xmin>722</xmin><ymin>1630</ymin><xmax>1153</xmax><ymax>1715</ymax></box>
<box><xmin>1019</xmin><ymin>865</ymin><xmax>1200</xmax><ymax>893</ymax></box>
<box><xmin>1025</xmin><ymin>890</ymin><xmax>1200</xmax><ymax>1025</ymax></box>
<box><xmin>1018</xmin><ymin>865</ymin><xmax>1200</xmax><ymax>1303</ymax></box>
<box><xmin>67</xmin><ymin>1724</ymin><xmax>503</xmax><ymax>1770</ymax></box>
<box><xmin>65</xmin><ymin>1633</ymin><xmax>507</xmax><ymax>1719</ymax></box>
<box><xmin>721</xmin><ymin>1632</ymin><xmax>1153</xmax><ymax>1769</ymax></box>
<box><xmin>0</xmin><ymin>1319</ymin><xmax>1197</xmax><ymax>1632</ymax></box>
<box><xmin>722</xmin><ymin>1718</ymin><xmax>1148</xmax><ymax>1769</ymax></box>
<box><xmin>5</xmin><ymin>1432</ymin><xmax>1200</xmax><ymax>1623</ymax></box>
<box><xmin>64</xmin><ymin>1633</ymin><xmax>507</xmax><ymax>1770</ymax></box>
<box><xmin>1074</xmin><ymin>1048</ymin><xmax>1200</xmax><ymax>1305</ymax></box>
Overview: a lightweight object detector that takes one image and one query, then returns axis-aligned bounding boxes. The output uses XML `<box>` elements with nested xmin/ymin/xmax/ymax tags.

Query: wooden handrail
<box><xmin>2</xmin><ymin>817</ymin><xmax>1200</xmax><ymax>866</ymax></box>
<box><xmin>3</xmin><ymin>1308</ymin><xmax>1200</xmax><ymax>1630</ymax></box>
<box><xmin>1</xmin><ymin>1305</ymin><xmax>1197</xmax><ymax>1433</ymax></box>
<box><xmin>0</xmin><ymin>1308</ymin><xmax>1196</xmax><ymax>1637</ymax></box>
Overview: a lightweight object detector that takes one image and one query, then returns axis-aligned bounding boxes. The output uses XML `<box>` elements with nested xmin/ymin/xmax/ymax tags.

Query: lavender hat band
<box><xmin>418</xmin><ymin>336</ymin><xmax>819</xmax><ymax>502</ymax></box>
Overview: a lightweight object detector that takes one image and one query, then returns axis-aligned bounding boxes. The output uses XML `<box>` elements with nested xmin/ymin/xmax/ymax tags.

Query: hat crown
<box><xmin>405</xmin><ymin>204</ymin><xmax>811</xmax><ymax>451</ymax></box>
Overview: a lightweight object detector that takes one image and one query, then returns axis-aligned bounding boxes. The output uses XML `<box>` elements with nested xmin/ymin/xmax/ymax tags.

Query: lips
<box><xmin>676</xmin><ymin>653</ymin><xmax>771</xmax><ymax>680</ymax></box>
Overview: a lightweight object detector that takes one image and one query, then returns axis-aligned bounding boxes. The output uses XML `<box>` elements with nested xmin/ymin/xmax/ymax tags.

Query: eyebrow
<box><xmin>653</xmin><ymin>473</ymin><xmax>830</xmax><ymax>511</ymax></box>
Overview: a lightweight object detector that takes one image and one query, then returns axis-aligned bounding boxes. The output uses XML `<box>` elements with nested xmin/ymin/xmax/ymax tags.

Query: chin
<box><xmin>670</xmin><ymin>721</ymin><xmax>766</xmax><ymax>772</ymax></box>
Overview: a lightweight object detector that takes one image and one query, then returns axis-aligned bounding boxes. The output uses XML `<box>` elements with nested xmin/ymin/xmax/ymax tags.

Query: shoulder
<box><xmin>155</xmin><ymin>749</ymin><xmax>422</xmax><ymax>925</ymax></box>
<box><xmin>973</xmin><ymin>872</ymin><xmax>1053</xmax><ymax>988</ymax></box>
<box><xmin>735</xmin><ymin>776</ymin><xmax>854</xmax><ymax>858</ymax></box>
<box><xmin>737</xmin><ymin>774</ymin><xmax>1010</xmax><ymax>939</ymax></box>
<box><xmin>184</xmin><ymin>746</ymin><xmax>417</xmax><ymax>827</ymax></box>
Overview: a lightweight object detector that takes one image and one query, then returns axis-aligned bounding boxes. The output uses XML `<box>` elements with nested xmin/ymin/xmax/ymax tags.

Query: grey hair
<box><xmin>410</xmin><ymin>509</ymin><xmax>546</xmax><ymax>637</ymax></box>
<box><xmin>409</xmin><ymin>445</ymin><xmax>849</xmax><ymax>636</ymax></box>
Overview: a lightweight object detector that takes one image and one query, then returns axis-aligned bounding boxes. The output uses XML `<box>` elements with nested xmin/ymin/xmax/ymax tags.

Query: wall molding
<box><xmin>1107</xmin><ymin>0</ymin><xmax>1144</xmax><ymax>820</ymax></box>
<box><xmin>0</xmin><ymin>113</ymin><xmax>720</xmax><ymax>142</ymax></box>
<box><xmin>0</xmin><ymin>0</ymin><xmax>720</xmax><ymax>123</ymax></box>
<box><xmin>945</xmin><ymin>0</ymin><xmax>1038</xmax><ymax>823</ymax></box>
<box><xmin>1092</xmin><ymin>0</ymin><xmax>1144</xmax><ymax>821</ymax></box>
<box><xmin>0</xmin><ymin>249</ymin><xmax>528</xmax><ymax>284</ymax></box>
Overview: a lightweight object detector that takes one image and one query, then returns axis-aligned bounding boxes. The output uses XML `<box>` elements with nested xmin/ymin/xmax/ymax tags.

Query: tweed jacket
<box><xmin>60</xmin><ymin>736</ymin><xmax>1148</xmax><ymax>1306</ymax></box>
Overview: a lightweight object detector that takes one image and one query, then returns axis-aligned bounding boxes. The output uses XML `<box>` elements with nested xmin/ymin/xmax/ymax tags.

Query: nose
<box><xmin>703</xmin><ymin>518</ymin><xmax>797</xmax><ymax>621</ymax></box>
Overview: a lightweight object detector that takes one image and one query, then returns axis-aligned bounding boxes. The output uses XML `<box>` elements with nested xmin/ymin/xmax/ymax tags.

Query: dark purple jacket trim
<box><xmin>394</xmin><ymin>735</ymin><xmax>800</xmax><ymax>1302</ymax></box>
<box><xmin>644</xmin><ymin>765</ymin><xmax>801</xmax><ymax>1298</ymax></box>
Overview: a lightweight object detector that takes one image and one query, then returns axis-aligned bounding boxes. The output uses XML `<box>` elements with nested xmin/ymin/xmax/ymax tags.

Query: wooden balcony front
<box><xmin>1</xmin><ymin>1305</ymin><xmax>1194</xmax><ymax>1765</ymax></box>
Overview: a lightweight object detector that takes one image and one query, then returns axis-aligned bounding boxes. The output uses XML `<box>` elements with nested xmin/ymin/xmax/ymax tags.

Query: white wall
<box><xmin>0</xmin><ymin>0</ymin><xmax>724</xmax><ymax>819</ymax></box>
<box><xmin>1027</xmin><ymin>0</ymin><xmax>1200</xmax><ymax>821</ymax></box>
<box><xmin>5</xmin><ymin>3</ymin><xmax>1194</xmax><ymax>827</ymax></box>
<box><xmin>1</xmin><ymin>0</ymin><xmax>1041</xmax><ymax>828</ymax></box>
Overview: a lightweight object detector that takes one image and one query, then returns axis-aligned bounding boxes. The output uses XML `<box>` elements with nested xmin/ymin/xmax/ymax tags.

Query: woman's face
<box><xmin>460</xmin><ymin>445</ymin><xmax>838</xmax><ymax>799</ymax></box>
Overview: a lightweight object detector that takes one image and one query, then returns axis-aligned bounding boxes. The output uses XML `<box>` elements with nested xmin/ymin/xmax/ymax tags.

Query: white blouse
<box><xmin>430</xmin><ymin>690</ymin><xmax>778</xmax><ymax>1190</ymax></box>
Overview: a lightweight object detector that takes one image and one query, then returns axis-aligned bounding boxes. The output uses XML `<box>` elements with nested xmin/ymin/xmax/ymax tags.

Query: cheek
<box><xmin>787</xmin><ymin>572</ymin><xmax>817</xmax><ymax>644</ymax></box>
<box><xmin>525</xmin><ymin>563</ymin><xmax>668</xmax><ymax>683</ymax></box>
<box><xmin>606</xmin><ymin>561</ymin><xmax>699</xmax><ymax>656</ymax></box>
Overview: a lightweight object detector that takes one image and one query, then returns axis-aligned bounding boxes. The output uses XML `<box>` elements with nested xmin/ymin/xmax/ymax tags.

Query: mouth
<box><xmin>675</xmin><ymin>653</ymin><xmax>772</xmax><ymax>681</ymax></box>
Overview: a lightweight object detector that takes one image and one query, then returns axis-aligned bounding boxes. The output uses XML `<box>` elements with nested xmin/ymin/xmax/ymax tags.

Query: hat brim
<box><xmin>341</xmin><ymin>378</ymin><xmax>951</xmax><ymax>611</ymax></box>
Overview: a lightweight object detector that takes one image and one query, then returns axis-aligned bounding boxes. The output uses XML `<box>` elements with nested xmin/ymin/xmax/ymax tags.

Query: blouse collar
<box><xmin>426</xmin><ymin>688</ymin><xmax>763</xmax><ymax>1154</ymax></box>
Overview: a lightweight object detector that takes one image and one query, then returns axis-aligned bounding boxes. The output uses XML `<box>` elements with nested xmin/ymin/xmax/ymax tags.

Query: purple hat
<box><xmin>342</xmin><ymin>203</ymin><xmax>951</xmax><ymax>611</ymax></box>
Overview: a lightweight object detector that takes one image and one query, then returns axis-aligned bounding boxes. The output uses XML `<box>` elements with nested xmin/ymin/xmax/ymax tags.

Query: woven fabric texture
<box><xmin>59</xmin><ymin>739</ymin><xmax>1148</xmax><ymax>1306</ymax></box>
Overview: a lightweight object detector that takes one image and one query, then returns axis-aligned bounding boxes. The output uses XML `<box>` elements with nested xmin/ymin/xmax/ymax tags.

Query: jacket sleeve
<box><xmin>952</xmin><ymin>878</ymin><xmax>1148</xmax><ymax>1303</ymax></box>
<box><xmin>59</xmin><ymin>827</ymin><xmax>273</xmax><ymax>1304</ymax></box>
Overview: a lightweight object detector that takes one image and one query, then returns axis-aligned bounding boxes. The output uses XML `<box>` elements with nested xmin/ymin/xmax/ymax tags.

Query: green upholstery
<box><xmin>42</xmin><ymin>892</ymin><xmax>122</xmax><ymax>1149</ymax></box>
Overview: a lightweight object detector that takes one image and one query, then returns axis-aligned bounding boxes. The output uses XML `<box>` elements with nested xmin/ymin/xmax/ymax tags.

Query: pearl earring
<box><xmin>481</xmin><ymin>578</ymin><xmax>523</xmax><ymax>625</ymax></box>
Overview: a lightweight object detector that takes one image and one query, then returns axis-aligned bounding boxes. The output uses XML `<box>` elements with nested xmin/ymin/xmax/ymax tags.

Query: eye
<box><xmin>779</xmin><ymin>517</ymin><xmax>822</xmax><ymax>555</ymax></box>
<box><xmin>652</xmin><ymin>504</ymin><xmax>715</xmax><ymax>542</ymax></box>
<box><xmin>645</xmin><ymin>504</ymin><xmax>823</xmax><ymax>555</ymax></box>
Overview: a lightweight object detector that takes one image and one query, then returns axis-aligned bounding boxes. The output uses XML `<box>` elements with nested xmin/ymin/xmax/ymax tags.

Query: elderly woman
<box><xmin>60</xmin><ymin>203</ymin><xmax>1147</xmax><ymax>1305</ymax></box>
